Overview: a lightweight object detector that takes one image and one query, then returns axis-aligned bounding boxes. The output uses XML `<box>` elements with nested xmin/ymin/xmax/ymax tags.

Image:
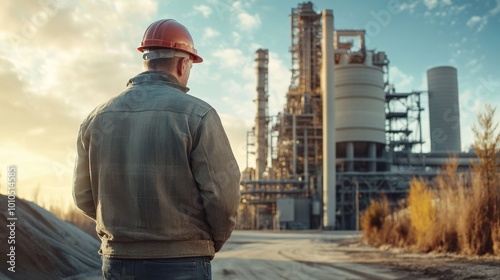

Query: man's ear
<box><xmin>176</xmin><ymin>58</ymin><xmax>186</xmax><ymax>77</ymax></box>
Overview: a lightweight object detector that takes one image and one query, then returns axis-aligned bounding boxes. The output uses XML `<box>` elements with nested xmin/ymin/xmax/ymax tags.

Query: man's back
<box><xmin>74</xmin><ymin>19</ymin><xmax>240</xmax><ymax>279</ymax></box>
<box><xmin>74</xmin><ymin>71</ymin><xmax>240</xmax><ymax>259</ymax></box>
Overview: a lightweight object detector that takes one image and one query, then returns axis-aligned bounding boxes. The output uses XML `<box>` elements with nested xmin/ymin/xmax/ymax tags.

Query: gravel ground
<box><xmin>334</xmin><ymin>239</ymin><xmax>500</xmax><ymax>280</ymax></box>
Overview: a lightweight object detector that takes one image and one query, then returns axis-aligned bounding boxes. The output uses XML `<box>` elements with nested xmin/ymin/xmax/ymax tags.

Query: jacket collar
<box><xmin>127</xmin><ymin>71</ymin><xmax>190</xmax><ymax>93</ymax></box>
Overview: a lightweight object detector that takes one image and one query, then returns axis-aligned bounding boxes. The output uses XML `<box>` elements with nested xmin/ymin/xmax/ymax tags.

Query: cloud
<box><xmin>491</xmin><ymin>0</ymin><xmax>500</xmax><ymax>15</ymax></box>
<box><xmin>0</xmin><ymin>0</ymin><xmax>156</xmax><ymax>202</ymax></box>
<box><xmin>0</xmin><ymin>57</ymin><xmax>82</xmax><ymax>199</ymax></box>
<box><xmin>268</xmin><ymin>52</ymin><xmax>290</xmax><ymax>116</ymax></box>
<box><xmin>212</xmin><ymin>48</ymin><xmax>246</xmax><ymax>69</ymax></box>
<box><xmin>467</xmin><ymin>16</ymin><xmax>482</xmax><ymax>26</ymax></box>
<box><xmin>450</xmin><ymin>4</ymin><xmax>467</xmax><ymax>14</ymax></box>
<box><xmin>399</xmin><ymin>0</ymin><xmax>467</xmax><ymax>21</ymax></box>
<box><xmin>389</xmin><ymin>66</ymin><xmax>415</xmax><ymax>92</ymax></box>
<box><xmin>212</xmin><ymin>50</ymin><xmax>289</xmax><ymax>171</ymax></box>
<box><xmin>465</xmin><ymin>59</ymin><xmax>483</xmax><ymax>74</ymax></box>
<box><xmin>193</xmin><ymin>4</ymin><xmax>212</xmax><ymax>18</ymax></box>
<box><xmin>211</xmin><ymin>47</ymin><xmax>255</xmax><ymax>97</ymax></box>
<box><xmin>237</xmin><ymin>12</ymin><xmax>261</xmax><ymax>31</ymax></box>
<box><xmin>218</xmin><ymin>78</ymin><xmax>255</xmax><ymax>120</ymax></box>
<box><xmin>203</xmin><ymin>27</ymin><xmax>220</xmax><ymax>40</ymax></box>
<box><xmin>207</xmin><ymin>47</ymin><xmax>265</xmax><ymax>169</ymax></box>
<box><xmin>232</xmin><ymin>31</ymin><xmax>241</xmax><ymax>45</ymax></box>
<box><xmin>424</xmin><ymin>0</ymin><xmax>439</xmax><ymax>10</ymax></box>
<box><xmin>423</xmin><ymin>0</ymin><xmax>453</xmax><ymax>9</ymax></box>
<box><xmin>466</xmin><ymin>59</ymin><xmax>478</xmax><ymax>67</ymax></box>
<box><xmin>466</xmin><ymin>15</ymin><xmax>488</xmax><ymax>31</ymax></box>
<box><xmin>0</xmin><ymin>0</ymin><xmax>149</xmax><ymax>103</ymax></box>
<box><xmin>210</xmin><ymin>46</ymin><xmax>255</xmax><ymax>104</ymax></box>
<box><xmin>205</xmin><ymin>0</ymin><xmax>260</xmax><ymax>33</ymax></box>
<box><xmin>398</xmin><ymin>1</ymin><xmax>419</xmax><ymax>13</ymax></box>
<box><xmin>219</xmin><ymin>114</ymin><xmax>253</xmax><ymax>170</ymax></box>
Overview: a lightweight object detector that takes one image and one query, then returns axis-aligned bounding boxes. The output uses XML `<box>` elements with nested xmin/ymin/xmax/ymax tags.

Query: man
<box><xmin>73</xmin><ymin>19</ymin><xmax>241</xmax><ymax>279</ymax></box>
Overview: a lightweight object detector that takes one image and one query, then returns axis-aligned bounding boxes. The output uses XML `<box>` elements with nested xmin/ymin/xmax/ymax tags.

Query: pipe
<box><xmin>346</xmin><ymin>142</ymin><xmax>354</xmax><ymax>172</ymax></box>
<box><xmin>321</xmin><ymin>9</ymin><xmax>336</xmax><ymax>229</ymax></box>
<box><xmin>240</xmin><ymin>179</ymin><xmax>303</xmax><ymax>185</ymax></box>
<box><xmin>369</xmin><ymin>143</ymin><xmax>376</xmax><ymax>172</ymax></box>
<box><xmin>241</xmin><ymin>189</ymin><xmax>305</xmax><ymax>195</ymax></box>
<box><xmin>292</xmin><ymin>114</ymin><xmax>297</xmax><ymax>176</ymax></box>
<box><xmin>304</xmin><ymin>127</ymin><xmax>309</xmax><ymax>187</ymax></box>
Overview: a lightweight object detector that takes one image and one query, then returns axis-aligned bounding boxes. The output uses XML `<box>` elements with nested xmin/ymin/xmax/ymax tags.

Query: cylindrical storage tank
<box><xmin>335</xmin><ymin>64</ymin><xmax>386</xmax><ymax>144</ymax></box>
<box><xmin>427</xmin><ymin>66</ymin><xmax>461</xmax><ymax>152</ymax></box>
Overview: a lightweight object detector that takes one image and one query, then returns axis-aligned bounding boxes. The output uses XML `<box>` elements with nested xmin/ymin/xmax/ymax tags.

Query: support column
<box><xmin>321</xmin><ymin>9</ymin><xmax>336</xmax><ymax>229</ymax></box>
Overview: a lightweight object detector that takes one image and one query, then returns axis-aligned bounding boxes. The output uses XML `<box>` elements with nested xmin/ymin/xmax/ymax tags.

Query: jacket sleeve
<box><xmin>190</xmin><ymin>109</ymin><xmax>241</xmax><ymax>252</ymax></box>
<box><xmin>72</xmin><ymin>123</ymin><xmax>96</xmax><ymax>220</ymax></box>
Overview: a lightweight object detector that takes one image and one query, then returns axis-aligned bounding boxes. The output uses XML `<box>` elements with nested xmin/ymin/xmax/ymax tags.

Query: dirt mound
<box><xmin>0</xmin><ymin>195</ymin><xmax>100</xmax><ymax>279</ymax></box>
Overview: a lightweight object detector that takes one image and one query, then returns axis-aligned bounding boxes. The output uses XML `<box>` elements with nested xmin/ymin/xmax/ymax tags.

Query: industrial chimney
<box><xmin>427</xmin><ymin>66</ymin><xmax>461</xmax><ymax>153</ymax></box>
<box><xmin>255</xmin><ymin>49</ymin><xmax>269</xmax><ymax>179</ymax></box>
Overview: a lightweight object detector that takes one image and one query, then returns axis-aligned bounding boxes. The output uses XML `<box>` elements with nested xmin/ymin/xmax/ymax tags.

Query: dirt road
<box><xmin>212</xmin><ymin>231</ymin><xmax>414</xmax><ymax>280</ymax></box>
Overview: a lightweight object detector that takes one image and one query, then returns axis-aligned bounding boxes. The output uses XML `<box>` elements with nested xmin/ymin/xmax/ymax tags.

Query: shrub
<box><xmin>407</xmin><ymin>177</ymin><xmax>436</xmax><ymax>249</ymax></box>
<box><xmin>361</xmin><ymin>195</ymin><xmax>391</xmax><ymax>246</ymax></box>
<box><xmin>432</xmin><ymin>158</ymin><xmax>462</xmax><ymax>253</ymax></box>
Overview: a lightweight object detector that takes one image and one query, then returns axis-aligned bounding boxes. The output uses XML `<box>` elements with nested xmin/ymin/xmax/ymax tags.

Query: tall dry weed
<box><xmin>427</xmin><ymin>158</ymin><xmax>472</xmax><ymax>253</ymax></box>
<box><xmin>460</xmin><ymin>105</ymin><xmax>500</xmax><ymax>255</ymax></box>
<box><xmin>361</xmin><ymin>195</ymin><xmax>392</xmax><ymax>246</ymax></box>
<box><xmin>386</xmin><ymin>205</ymin><xmax>414</xmax><ymax>247</ymax></box>
<box><xmin>408</xmin><ymin>177</ymin><xmax>436</xmax><ymax>250</ymax></box>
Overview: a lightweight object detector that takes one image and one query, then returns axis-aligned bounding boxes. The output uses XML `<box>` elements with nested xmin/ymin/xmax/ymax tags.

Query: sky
<box><xmin>0</xmin><ymin>0</ymin><xmax>499</xmax><ymax>206</ymax></box>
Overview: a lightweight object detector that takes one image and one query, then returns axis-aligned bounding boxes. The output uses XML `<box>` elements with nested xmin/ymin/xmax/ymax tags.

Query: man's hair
<box><xmin>143</xmin><ymin>57</ymin><xmax>180</xmax><ymax>72</ymax></box>
<box><xmin>143</xmin><ymin>48</ymin><xmax>180</xmax><ymax>72</ymax></box>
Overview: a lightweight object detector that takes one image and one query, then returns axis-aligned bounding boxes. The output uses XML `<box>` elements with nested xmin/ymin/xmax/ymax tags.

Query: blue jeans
<box><xmin>102</xmin><ymin>256</ymin><xmax>211</xmax><ymax>280</ymax></box>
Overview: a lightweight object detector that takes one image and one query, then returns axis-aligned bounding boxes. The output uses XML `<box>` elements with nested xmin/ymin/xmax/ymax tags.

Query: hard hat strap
<box><xmin>142</xmin><ymin>49</ymin><xmax>190</xmax><ymax>60</ymax></box>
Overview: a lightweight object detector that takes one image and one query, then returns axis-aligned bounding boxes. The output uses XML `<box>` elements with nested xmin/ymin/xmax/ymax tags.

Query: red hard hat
<box><xmin>138</xmin><ymin>19</ymin><xmax>203</xmax><ymax>63</ymax></box>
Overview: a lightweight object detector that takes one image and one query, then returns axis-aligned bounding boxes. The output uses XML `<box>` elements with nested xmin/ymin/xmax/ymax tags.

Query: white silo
<box><xmin>335</xmin><ymin>65</ymin><xmax>386</xmax><ymax>143</ymax></box>
<box><xmin>427</xmin><ymin>66</ymin><xmax>461</xmax><ymax>152</ymax></box>
<box><xmin>334</xmin><ymin>61</ymin><xmax>386</xmax><ymax>172</ymax></box>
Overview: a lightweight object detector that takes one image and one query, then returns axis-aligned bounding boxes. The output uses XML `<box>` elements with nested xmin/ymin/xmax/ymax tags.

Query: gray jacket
<box><xmin>73</xmin><ymin>71</ymin><xmax>241</xmax><ymax>259</ymax></box>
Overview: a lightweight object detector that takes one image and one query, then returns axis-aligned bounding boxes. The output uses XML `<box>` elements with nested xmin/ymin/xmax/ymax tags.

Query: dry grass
<box><xmin>49</xmin><ymin>204</ymin><xmax>97</xmax><ymax>239</ymax></box>
<box><xmin>361</xmin><ymin>105</ymin><xmax>500</xmax><ymax>256</ymax></box>
<box><xmin>408</xmin><ymin>177</ymin><xmax>436</xmax><ymax>250</ymax></box>
<box><xmin>361</xmin><ymin>196</ymin><xmax>415</xmax><ymax>248</ymax></box>
<box><xmin>361</xmin><ymin>196</ymin><xmax>391</xmax><ymax>246</ymax></box>
<box><xmin>430</xmin><ymin>158</ymin><xmax>463</xmax><ymax>253</ymax></box>
<box><xmin>32</xmin><ymin>193</ymin><xmax>97</xmax><ymax>239</ymax></box>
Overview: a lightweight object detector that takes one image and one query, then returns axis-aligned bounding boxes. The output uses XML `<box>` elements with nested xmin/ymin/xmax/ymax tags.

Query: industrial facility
<box><xmin>239</xmin><ymin>2</ymin><xmax>475</xmax><ymax>230</ymax></box>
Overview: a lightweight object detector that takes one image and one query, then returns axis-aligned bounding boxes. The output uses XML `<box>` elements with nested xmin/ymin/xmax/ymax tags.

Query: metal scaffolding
<box><xmin>385</xmin><ymin>89</ymin><xmax>425</xmax><ymax>166</ymax></box>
